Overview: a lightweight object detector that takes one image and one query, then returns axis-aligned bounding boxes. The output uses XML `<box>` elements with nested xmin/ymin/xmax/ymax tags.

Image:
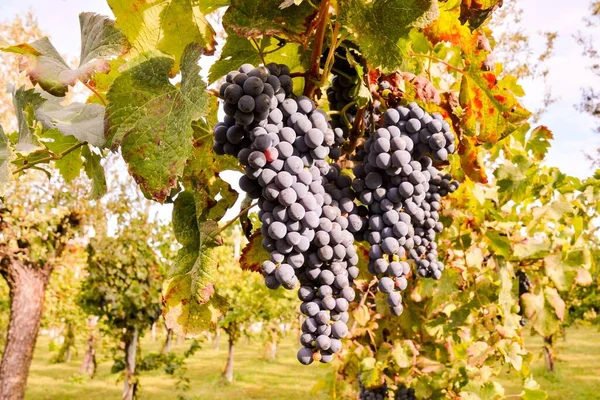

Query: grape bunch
<box><xmin>359</xmin><ymin>378</ymin><xmax>388</xmax><ymax>400</ymax></box>
<box><xmin>517</xmin><ymin>270</ymin><xmax>531</xmax><ymax>326</ymax></box>
<box><xmin>380</xmin><ymin>104</ymin><xmax>456</xmax><ymax>162</ymax></box>
<box><xmin>356</xmin><ymin>102</ymin><xmax>459</xmax><ymax>315</ymax></box>
<box><xmin>214</xmin><ymin>65</ymin><xmax>362</xmax><ymax>364</ymax></box>
<box><xmin>213</xmin><ymin>63</ymin><xmax>292</xmax><ymax>156</ymax></box>
<box><xmin>395</xmin><ymin>385</ymin><xmax>416</xmax><ymax>400</ymax></box>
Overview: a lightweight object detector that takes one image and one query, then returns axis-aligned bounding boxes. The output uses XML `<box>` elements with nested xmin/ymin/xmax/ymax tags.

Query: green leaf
<box><xmin>35</xmin><ymin>95</ymin><xmax>106</xmax><ymax>147</ymax></box>
<box><xmin>0</xmin><ymin>126</ymin><xmax>10</xmax><ymax>182</ymax></box>
<box><xmin>38</xmin><ymin>129</ymin><xmax>83</xmax><ymax>182</ymax></box>
<box><xmin>109</xmin><ymin>0</ymin><xmax>217</xmax><ymax>73</ymax></box>
<box><xmin>198</xmin><ymin>0</ymin><xmax>230</xmax><ymax>14</ymax></box>
<box><xmin>11</xmin><ymin>86</ymin><xmax>45</xmax><ymax>153</ymax></box>
<box><xmin>208</xmin><ymin>34</ymin><xmax>262</xmax><ymax>84</ymax></box>
<box><xmin>359</xmin><ymin>357</ymin><xmax>383</xmax><ymax>389</ymax></box>
<box><xmin>162</xmin><ymin>192</ymin><xmax>226</xmax><ymax>337</ymax></box>
<box><xmin>526</xmin><ymin>126</ymin><xmax>553</xmax><ymax>161</ymax></box>
<box><xmin>172</xmin><ymin>191</ymin><xmax>200</xmax><ymax>247</ymax></box>
<box><xmin>339</xmin><ymin>0</ymin><xmax>439</xmax><ymax>71</ymax></box>
<box><xmin>239</xmin><ymin>231</ymin><xmax>269</xmax><ymax>272</ymax></box>
<box><xmin>485</xmin><ymin>231</ymin><xmax>511</xmax><ymax>258</ymax></box>
<box><xmin>513</xmin><ymin>240</ymin><xmax>550</xmax><ymax>260</ymax></box>
<box><xmin>521</xmin><ymin>377</ymin><xmax>548</xmax><ymax>400</ymax></box>
<box><xmin>521</xmin><ymin>287</ymin><xmax>565</xmax><ymax>337</ymax></box>
<box><xmin>79</xmin><ymin>12</ymin><xmax>130</xmax><ymax>65</ymax></box>
<box><xmin>81</xmin><ymin>146</ymin><xmax>107</xmax><ymax>199</ymax></box>
<box><xmin>106</xmin><ymin>44</ymin><xmax>209</xmax><ymax>202</ymax></box>
<box><xmin>222</xmin><ymin>0</ymin><xmax>315</xmax><ymax>42</ymax></box>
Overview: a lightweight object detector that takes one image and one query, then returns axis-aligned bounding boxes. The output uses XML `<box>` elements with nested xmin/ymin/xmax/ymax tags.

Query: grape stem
<box><xmin>303</xmin><ymin>0</ymin><xmax>330</xmax><ymax>97</ymax></box>
<box><xmin>82</xmin><ymin>81</ymin><xmax>107</xmax><ymax>106</ymax></box>
<box><xmin>13</xmin><ymin>142</ymin><xmax>87</xmax><ymax>175</ymax></box>
<box><xmin>214</xmin><ymin>200</ymin><xmax>259</xmax><ymax>237</ymax></box>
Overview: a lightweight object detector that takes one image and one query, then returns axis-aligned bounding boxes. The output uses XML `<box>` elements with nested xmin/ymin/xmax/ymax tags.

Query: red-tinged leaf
<box><xmin>240</xmin><ymin>231</ymin><xmax>269</xmax><ymax>272</ymax></box>
<box><xmin>526</xmin><ymin>126</ymin><xmax>553</xmax><ymax>161</ymax></box>
<box><xmin>423</xmin><ymin>8</ymin><xmax>474</xmax><ymax>54</ymax></box>
<box><xmin>458</xmin><ymin>135</ymin><xmax>488</xmax><ymax>183</ymax></box>
<box><xmin>459</xmin><ymin>0</ymin><xmax>503</xmax><ymax>29</ymax></box>
<box><xmin>459</xmin><ymin>71</ymin><xmax>531</xmax><ymax>144</ymax></box>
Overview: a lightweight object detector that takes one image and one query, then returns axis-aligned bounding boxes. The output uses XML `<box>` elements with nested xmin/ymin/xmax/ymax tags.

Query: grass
<box><xmin>24</xmin><ymin>326</ymin><xmax>600</xmax><ymax>399</ymax></box>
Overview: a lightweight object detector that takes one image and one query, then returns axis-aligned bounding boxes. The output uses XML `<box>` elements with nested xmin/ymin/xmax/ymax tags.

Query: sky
<box><xmin>1</xmin><ymin>0</ymin><xmax>598</xmax><ymax>220</ymax></box>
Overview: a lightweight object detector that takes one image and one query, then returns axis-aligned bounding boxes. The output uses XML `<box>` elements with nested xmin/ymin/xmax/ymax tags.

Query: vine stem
<box><xmin>13</xmin><ymin>141</ymin><xmax>87</xmax><ymax>175</ymax></box>
<box><xmin>318</xmin><ymin>21</ymin><xmax>340</xmax><ymax>88</ymax></box>
<box><xmin>82</xmin><ymin>81</ymin><xmax>107</xmax><ymax>106</ymax></box>
<box><xmin>303</xmin><ymin>0</ymin><xmax>330</xmax><ymax>97</ymax></box>
<box><xmin>409</xmin><ymin>52</ymin><xmax>466</xmax><ymax>74</ymax></box>
<box><xmin>214</xmin><ymin>200</ymin><xmax>258</xmax><ymax>237</ymax></box>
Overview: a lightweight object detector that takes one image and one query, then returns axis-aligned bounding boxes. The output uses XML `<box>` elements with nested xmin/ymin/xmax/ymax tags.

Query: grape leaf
<box><xmin>339</xmin><ymin>0</ymin><xmax>439</xmax><ymax>71</ymax></box>
<box><xmin>0</xmin><ymin>126</ymin><xmax>10</xmax><ymax>183</ymax></box>
<box><xmin>38</xmin><ymin>129</ymin><xmax>83</xmax><ymax>182</ymax></box>
<box><xmin>521</xmin><ymin>287</ymin><xmax>565</xmax><ymax>338</ymax></box>
<box><xmin>35</xmin><ymin>96</ymin><xmax>106</xmax><ymax>147</ymax></box>
<box><xmin>1</xmin><ymin>14</ymin><xmax>128</xmax><ymax>97</ymax></box>
<box><xmin>81</xmin><ymin>146</ymin><xmax>107</xmax><ymax>199</ymax></box>
<box><xmin>109</xmin><ymin>0</ymin><xmax>217</xmax><ymax>73</ymax></box>
<box><xmin>526</xmin><ymin>126</ymin><xmax>553</xmax><ymax>161</ymax></box>
<box><xmin>11</xmin><ymin>86</ymin><xmax>45</xmax><ymax>153</ymax></box>
<box><xmin>198</xmin><ymin>0</ymin><xmax>230</xmax><ymax>14</ymax></box>
<box><xmin>162</xmin><ymin>191</ymin><xmax>227</xmax><ymax>337</ymax></box>
<box><xmin>239</xmin><ymin>231</ymin><xmax>269</xmax><ymax>272</ymax></box>
<box><xmin>222</xmin><ymin>0</ymin><xmax>316</xmax><ymax>43</ymax></box>
<box><xmin>106</xmin><ymin>44</ymin><xmax>209</xmax><ymax>203</ymax></box>
<box><xmin>459</xmin><ymin>70</ymin><xmax>531</xmax><ymax>144</ymax></box>
<box><xmin>208</xmin><ymin>33</ymin><xmax>261</xmax><ymax>84</ymax></box>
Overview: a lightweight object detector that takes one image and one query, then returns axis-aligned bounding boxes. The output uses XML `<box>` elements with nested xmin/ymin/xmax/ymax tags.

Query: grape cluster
<box><xmin>214</xmin><ymin>65</ymin><xmax>361</xmax><ymax>364</ymax></box>
<box><xmin>380</xmin><ymin>104</ymin><xmax>455</xmax><ymax>162</ymax></box>
<box><xmin>395</xmin><ymin>385</ymin><xmax>416</xmax><ymax>400</ymax></box>
<box><xmin>359</xmin><ymin>378</ymin><xmax>388</xmax><ymax>400</ymax></box>
<box><xmin>356</xmin><ymin>102</ymin><xmax>459</xmax><ymax>315</ymax></box>
<box><xmin>517</xmin><ymin>270</ymin><xmax>531</xmax><ymax>326</ymax></box>
<box><xmin>213</xmin><ymin>63</ymin><xmax>292</xmax><ymax>156</ymax></box>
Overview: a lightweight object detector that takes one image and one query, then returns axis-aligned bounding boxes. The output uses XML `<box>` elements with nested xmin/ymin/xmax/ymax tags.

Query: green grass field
<box><xmin>24</xmin><ymin>326</ymin><xmax>600</xmax><ymax>399</ymax></box>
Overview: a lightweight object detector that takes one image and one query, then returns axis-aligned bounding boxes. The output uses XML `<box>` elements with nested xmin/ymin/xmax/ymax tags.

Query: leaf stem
<box><xmin>82</xmin><ymin>81</ymin><xmax>107</xmax><ymax>106</ymax></box>
<box><xmin>409</xmin><ymin>52</ymin><xmax>466</xmax><ymax>74</ymax></box>
<box><xmin>251</xmin><ymin>38</ymin><xmax>267</xmax><ymax>66</ymax></box>
<box><xmin>13</xmin><ymin>142</ymin><xmax>87</xmax><ymax>175</ymax></box>
<box><xmin>318</xmin><ymin>21</ymin><xmax>341</xmax><ymax>88</ymax></box>
<box><xmin>303</xmin><ymin>0</ymin><xmax>330</xmax><ymax>97</ymax></box>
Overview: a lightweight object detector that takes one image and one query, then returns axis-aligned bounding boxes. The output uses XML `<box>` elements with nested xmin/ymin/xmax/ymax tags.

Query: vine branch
<box><xmin>303</xmin><ymin>0</ymin><xmax>330</xmax><ymax>97</ymax></box>
<box><xmin>13</xmin><ymin>142</ymin><xmax>87</xmax><ymax>175</ymax></box>
<box><xmin>82</xmin><ymin>81</ymin><xmax>107</xmax><ymax>106</ymax></box>
<box><xmin>215</xmin><ymin>201</ymin><xmax>259</xmax><ymax>237</ymax></box>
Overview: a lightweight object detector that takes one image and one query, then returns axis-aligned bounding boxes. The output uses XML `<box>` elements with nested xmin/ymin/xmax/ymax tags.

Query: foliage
<box><xmin>78</xmin><ymin>217</ymin><xmax>165</xmax><ymax>333</ymax></box>
<box><xmin>0</xmin><ymin>1</ymin><xmax>598</xmax><ymax>398</ymax></box>
<box><xmin>213</xmin><ymin>226</ymin><xmax>297</xmax><ymax>345</ymax></box>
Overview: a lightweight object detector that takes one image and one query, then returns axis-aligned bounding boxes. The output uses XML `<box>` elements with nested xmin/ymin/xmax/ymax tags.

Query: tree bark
<box><xmin>161</xmin><ymin>329</ymin><xmax>173</xmax><ymax>355</ymax></box>
<box><xmin>81</xmin><ymin>317</ymin><xmax>98</xmax><ymax>378</ymax></box>
<box><xmin>0</xmin><ymin>260</ymin><xmax>52</xmax><ymax>400</ymax></box>
<box><xmin>222</xmin><ymin>336</ymin><xmax>235</xmax><ymax>383</ymax></box>
<box><xmin>122</xmin><ymin>328</ymin><xmax>138</xmax><ymax>400</ymax></box>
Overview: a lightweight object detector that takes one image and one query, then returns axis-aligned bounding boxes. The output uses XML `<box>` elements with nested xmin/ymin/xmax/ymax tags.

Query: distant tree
<box><xmin>78</xmin><ymin>216</ymin><xmax>167</xmax><ymax>400</ymax></box>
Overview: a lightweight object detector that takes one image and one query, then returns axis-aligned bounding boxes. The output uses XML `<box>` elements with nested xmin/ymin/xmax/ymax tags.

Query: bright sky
<box><xmin>1</xmin><ymin>0</ymin><xmax>598</xmax><ymax>213</ymax></box>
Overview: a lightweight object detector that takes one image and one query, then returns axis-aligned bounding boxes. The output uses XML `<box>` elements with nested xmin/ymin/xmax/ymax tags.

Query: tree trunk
<box><xmin>151</xmin><ymin>322</ymin><xmax>156</xmax><ymax>341</ymax></box>
<box><xmin>81</xmin><ymin>317</ymin><xmax>98</xmax><ymax>378</ymax></box>
<box><xmin>122</xmin><ymin>328</ymin><xmax>138</xmax><ymax>400</ymax></box>
<box><xmin>222</xmin><ymin>336</ymin><xmax>235</xmax><ymax>383</ymax></box>
<box><xmin>543</xmin><ymin>336</ymin><xmax>555</xmax><ymax>372</ymax></box>
<box><xmin>213</xmin><ymin>326</ymin><xmax>221</xmax><ymax>351</ymax></box>
<box><xmin>0</xmin><ymin>260</ymin><xmax>52</xmax><ymax>400</ymax></box>
<box><xmin>161</xmin><ymin>329</ymin><xmax>173</xmax><ymax>355</ymax></box>
<box><xmin>55</xmin><ymin>323</ymin><xmax>75</xmax><ymax>363</ymax></box>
